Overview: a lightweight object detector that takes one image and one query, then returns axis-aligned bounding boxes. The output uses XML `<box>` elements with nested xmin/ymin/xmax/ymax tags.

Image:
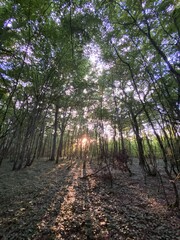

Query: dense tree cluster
<box><xmin>0</xmin><ymin>0</ymin><xmax>179</xmax><ymax>205</ymax></box>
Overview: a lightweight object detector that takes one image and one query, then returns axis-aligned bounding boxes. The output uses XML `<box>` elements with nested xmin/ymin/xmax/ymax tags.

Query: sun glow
<box><xmin>82</xmin><ymin>137</ymin><xmax>88</xmax><ymax>148</ymax></box>
<box><xmin>77</xmin><ymin>134</ymin><xmax>95</xmax><ymax>151</ymax></box>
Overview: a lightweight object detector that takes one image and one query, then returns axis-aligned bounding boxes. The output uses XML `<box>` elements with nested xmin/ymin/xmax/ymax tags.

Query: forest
<box><xmin>0</xmin><ymin>0</ymin><xmax>180</xmax><ymax>239</ymax></box>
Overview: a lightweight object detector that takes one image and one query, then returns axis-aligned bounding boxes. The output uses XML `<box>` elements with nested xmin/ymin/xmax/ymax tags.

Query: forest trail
<box><xmin>0</xmin><ymin>158</ymin><xmax>180</xmax><ymax>240</ymax></box>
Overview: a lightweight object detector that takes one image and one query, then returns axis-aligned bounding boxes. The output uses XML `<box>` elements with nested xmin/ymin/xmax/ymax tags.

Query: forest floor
<box><xmin>0</xmin><ymin>158</ymin><xmax>180</xmax><ymax>240</ymax></box>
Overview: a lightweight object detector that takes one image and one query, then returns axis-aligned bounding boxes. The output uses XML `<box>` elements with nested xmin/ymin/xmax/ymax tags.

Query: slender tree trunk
<box><xmin>41</xmin><ymin>136</ymin><xmax>48</xmax><ymax>158</ymax></box>
<box><xmin>50</xmin><ymin>105</ymin><xmax>59</xmax><ymax>161</ymax></box>
<box><xmin>56</xmin><ymin>130</ymin><xmax>64</xmax><ymax>163</ymax></box>
<box><xmin>130</xmin><ymin>112</ymin><xmax>146</xmax><ymax>166</ymax></box>
<box><xmin>119</xmin><ymin>127</ymin><xmax>125</xmax><ymax>151</ymax></box>
<box><xmin>113</xmin><ymin>125</ymin><xmax>118</xmax><ymax>158</ymax></box>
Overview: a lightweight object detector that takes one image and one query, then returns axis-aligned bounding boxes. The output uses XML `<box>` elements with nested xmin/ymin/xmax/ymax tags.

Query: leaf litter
<box><xmin>0</xmin><ymin>158</ymin><xmax>180</xmax><ymax>240</ymax></box>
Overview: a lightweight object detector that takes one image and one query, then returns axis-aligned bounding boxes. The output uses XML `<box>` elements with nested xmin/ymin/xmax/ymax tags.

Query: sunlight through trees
<box><xmin>0</xmin><ymin>0</ymin><xmax>179</xmax><ymax>207</ymax></box>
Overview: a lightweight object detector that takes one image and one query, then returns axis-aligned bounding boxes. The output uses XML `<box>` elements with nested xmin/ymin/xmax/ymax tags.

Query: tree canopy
<box><xmin>0</xmin><ymin>0</ymin><xmax>179</xmax><ymax>172</ymax></box>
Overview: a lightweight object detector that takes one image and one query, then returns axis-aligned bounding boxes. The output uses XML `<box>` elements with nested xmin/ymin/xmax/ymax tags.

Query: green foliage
<box><xmin>0</xmin><ymin>0</ymin><xmax>179</xmax><ymax>170</ymax></box>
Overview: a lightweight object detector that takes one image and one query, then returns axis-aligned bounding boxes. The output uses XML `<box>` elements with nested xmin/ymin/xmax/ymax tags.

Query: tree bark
<box><xmin>50</xmin><ymin>105</ymin><xmax>59</xmax><ymax>161</ymax></box>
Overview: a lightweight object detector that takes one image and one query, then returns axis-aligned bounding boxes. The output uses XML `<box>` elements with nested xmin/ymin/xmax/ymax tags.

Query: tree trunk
<box><xmin>50</xmin><ymin>105</ymin><xmax>59</xmax><ymax>161</ymax></box>
<box><xmin>131</xmin><ymin>113</ymin><xmax>146</xmax><ymax>166</ymax></box>
<box><xmin>56</xmin><ymin>130</ymin><xmax>64</xmax><ymax>163</ymax></box>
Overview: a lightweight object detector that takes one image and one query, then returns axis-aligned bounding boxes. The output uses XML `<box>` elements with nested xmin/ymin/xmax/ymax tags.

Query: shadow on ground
<box><xmin>0</xmin><ymin>158</ymin><xmax>179</xmax><ymax>240</ymax></box>
<box><xmin>0</xmin><ymin>158</ymin><xmax>77</xmax><ymax>240</ymax></box>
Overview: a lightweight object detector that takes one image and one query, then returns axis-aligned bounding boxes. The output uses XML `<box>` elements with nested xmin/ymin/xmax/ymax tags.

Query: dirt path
<box><xmin>0</xmin><ymin>159</ymin><xmax>180</xmax><ymax>239</ymax></box>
